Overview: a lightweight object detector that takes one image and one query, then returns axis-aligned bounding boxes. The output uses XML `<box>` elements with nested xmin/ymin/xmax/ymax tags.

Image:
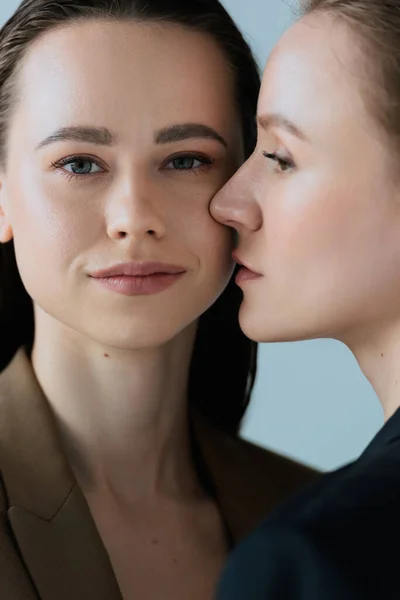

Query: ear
<box><xmin>0</xmin><ymin>179</ymin><xmax>13</xmax><ymax>243</ymax></box>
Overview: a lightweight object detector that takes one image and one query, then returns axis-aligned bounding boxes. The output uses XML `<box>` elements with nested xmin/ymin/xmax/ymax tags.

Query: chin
<box><xmin>238</xmin><ymin>305</ymin><xmax>272</xmax><ymax>342</ymax></box>
<box><xmin>238</xmin><ymin>304</ymin><xmax>324</xmax><ymax>344</ymax></box>
<box><xmin>76</xmin><ymin>309</ymin><xmax>201</xmax><ymax>352</ymax></box>
<box><xmin>87</xmin><ymin>323</ymin><xmax>189</xmax><ymax>351</ymax></box>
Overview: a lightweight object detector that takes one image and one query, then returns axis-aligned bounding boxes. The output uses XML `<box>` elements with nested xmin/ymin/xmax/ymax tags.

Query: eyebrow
<box><xmin>36</xmin><ymin>126</ymin><xmax>118</xmax><ymax>150</ymax></box>
<box><xmin>155</xmin><ymin>123</ymin><xmax>228</xmax><ymax>148</ymax></box>
<box><xmin>36</xmin><ymin>122</ymin><xmax>228</xmax><ymax>150</ymax></box>
<box><xmin>257</xmin><ymin>113</ymin><xmax>309</xmax><ymax>142</ymax></box>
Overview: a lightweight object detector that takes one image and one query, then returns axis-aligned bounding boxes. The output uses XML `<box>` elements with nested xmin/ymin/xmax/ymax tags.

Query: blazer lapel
<box><xmin>0</xmin><ymin>348</ymin><xmax>290</xmax><ymax>598</ymax></box>
<box><xmin>0</xmin><ymin>349</ymin><xmax>122</xmax><ymax>600</ymax></box>
<box><xmin>8</xmin><ymin>488</ymin><xmax>122</xmax><ymax>600</ymax></box>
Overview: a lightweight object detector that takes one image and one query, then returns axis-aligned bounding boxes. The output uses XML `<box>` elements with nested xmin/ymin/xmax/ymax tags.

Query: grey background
<box><xmin>0</xmin><ymin>0</ymin><xmax>383</xmax><ymax>470</ymax></box>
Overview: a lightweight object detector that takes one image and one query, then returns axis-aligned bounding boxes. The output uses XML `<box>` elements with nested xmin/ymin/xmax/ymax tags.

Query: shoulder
<box><xmin>274</xmin><ymin>437</ymin><xmax>400</xmax><ymax>530</ymax></box>
<box><xmin>194</xmin><ymin>412</ymin><xmax>319</xmax><ymax>539</ymax></box>
<box><xmin>194</xmin><ymin>410</ymin><xmax>318</xmax><ymax>491</ymax></box>
<box><xmin>224</xmin><ymin>434</ymin><xmax>320</xmax><ymax>530</ymax></box>
<box><xmin>194</xmin><ymin>411</ymin><xmax>319</xmax><ymax>494</ymax></box>
<box><xmin>218</xmin><ymin>443</ymin><xmax>400</xmax><ymax>599</ymax></box>
<box><xmin>223</xmin><ymin>433</ymin><xmax>319</xmax><ymax>493</ymax></box>
<box><xmin>217</xmin><ymin>520</ymin><xmax>363</xmax><ymax>600</ymax></box>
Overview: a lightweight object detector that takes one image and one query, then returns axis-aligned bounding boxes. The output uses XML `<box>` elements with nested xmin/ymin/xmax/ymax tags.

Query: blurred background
<box><xmin>0</xmin><ymin>0</ymin><xmax>383</xmax><ymax>471</ymax></box>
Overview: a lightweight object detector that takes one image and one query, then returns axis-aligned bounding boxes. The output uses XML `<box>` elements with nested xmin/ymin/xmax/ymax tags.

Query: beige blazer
<box><xmin>0</xmin><ymin>349</ymin><xmax>317</xmax><ymax>599</ymax></box>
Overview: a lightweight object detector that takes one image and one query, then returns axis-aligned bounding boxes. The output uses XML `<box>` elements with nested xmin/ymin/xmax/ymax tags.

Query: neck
<box><xmin>31</xmin><ymin>305</ymin><xmax>201</xmax><ymax>505</ymax></box>
<box><xmin>345</xmin><ymin>318</ymin><xmax>400</xmax><ymax>422</ymax></box>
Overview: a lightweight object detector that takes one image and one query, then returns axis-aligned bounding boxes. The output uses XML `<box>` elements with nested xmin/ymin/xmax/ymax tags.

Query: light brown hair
<box><xmin>301</xmin><ymin>0</ymin><xmax>400</xmax><ymax>152</ymax></box>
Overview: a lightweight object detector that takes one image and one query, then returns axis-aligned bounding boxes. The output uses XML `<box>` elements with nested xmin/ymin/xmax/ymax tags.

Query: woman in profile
<box><xmin>0</xmin><ymin>0</ymin><xmax>316</xmax><ymax>598</ymax></box>
<box><xmin>211</xmin><ymin>0</ymin><xmax>400</xmax><ymax>598</ymax></box>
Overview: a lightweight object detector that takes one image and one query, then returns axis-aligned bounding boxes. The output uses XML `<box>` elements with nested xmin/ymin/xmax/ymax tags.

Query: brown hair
<box><xmin>301</xmin><ymin>0</ymin><xmax>400</xmax><ymax>152</ymax></box>
<box><xmin>0</xmin><ymin>0</ymin><xmax>261</xmax><ymax>434</ymax></box>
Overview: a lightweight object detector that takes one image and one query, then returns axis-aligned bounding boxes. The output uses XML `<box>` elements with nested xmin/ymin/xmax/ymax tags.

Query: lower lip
<box><xmin>235</xmin><ymin>266</ymin><xmax>262</xmax><ymax>285</ymax></box>
<box><xmin>91</xmin><ymin>273</ymin><xmax>185</xmax><ymax>296</ymax></box>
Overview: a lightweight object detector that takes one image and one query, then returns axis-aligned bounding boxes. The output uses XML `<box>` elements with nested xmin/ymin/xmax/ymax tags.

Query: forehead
<box><xmin>258</xmin><ymin>13</ymin><xmax>377</xmax><ymax>141</ymax></box>
<box><xmin>13</xmin><ymin>20</ymin><xmax>238</xmax><ymax>143</ymax></box>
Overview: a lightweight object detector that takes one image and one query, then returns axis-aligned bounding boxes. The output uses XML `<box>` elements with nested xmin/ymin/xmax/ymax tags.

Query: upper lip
<box><xmin>232</xmin><ymin>252</ymin><xmax>261</xmax><ymax>275</ymax></box>
<box><xmin>89</xmin><ymin>261</ymin><xmax>187</xmax><ymax>278</ymax></box>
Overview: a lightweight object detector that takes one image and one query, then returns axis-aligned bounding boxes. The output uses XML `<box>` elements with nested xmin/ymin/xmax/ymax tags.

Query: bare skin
<box><xmin>0</xmin><ymin>19</ymin><xmax>243</xmax><ymax>599</ymax></box>
<box><xmin>211</xmin><ymin>13</ymin><xmax>400</xmax><ymax>421</ymax></box>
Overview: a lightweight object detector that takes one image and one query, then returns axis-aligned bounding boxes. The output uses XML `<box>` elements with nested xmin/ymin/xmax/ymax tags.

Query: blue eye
<box><xmin>169</xmin><ymin>157</ymin><xmax>202</xmax><ymax>170</ymax></box>
<box><xmin>163</xmin><ymin>154</ymin><xmax>214</xmax><ymax>172</ymax></box>
<box><xmin>51</xmin><ymin>155</ymin><xmax>104</xmax><ymax>179</ymax></box>
<box><xmin>64</xmin><ymin>159</ymin><xmax>102</xmax><ymax>175</ymax></box>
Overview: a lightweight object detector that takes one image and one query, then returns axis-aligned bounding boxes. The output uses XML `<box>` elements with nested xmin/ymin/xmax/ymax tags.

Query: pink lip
<box><xmin>89</xmin><ymin>262</ymin><xmax>186</xmax><ymax>296</ymax></box>
<box><xmin>235</xmin><ymin>266</ymin><xmax>262</xmax><ymax>285</ymax></box>
<box><xmin>232</xmin><ymin>253</ymin><xmax>262</xmax><ymax>285</ymax></box>
<box><xmin>90</xmin><ymin>262</ymin><xmax>186</xmax><ymax>278</ymax></box>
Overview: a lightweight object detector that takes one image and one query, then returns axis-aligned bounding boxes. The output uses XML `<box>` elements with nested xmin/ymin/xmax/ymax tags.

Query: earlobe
<box><xmin>0</xmin><ymin>181</ymin><xmax>13</xmax><ymax>243</ymax></box>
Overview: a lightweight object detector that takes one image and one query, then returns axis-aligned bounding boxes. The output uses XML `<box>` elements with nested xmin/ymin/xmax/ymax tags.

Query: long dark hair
<box><xmin>0</xmin><ymin>0</ymin><xmax>260</xmax><ymax>434</ymax></box>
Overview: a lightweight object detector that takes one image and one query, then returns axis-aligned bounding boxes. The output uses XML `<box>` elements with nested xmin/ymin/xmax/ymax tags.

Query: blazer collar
<box><xmin>0</xmin><ymin>348</ymin><xmax>282</xmax><ymax>598</ymax></box>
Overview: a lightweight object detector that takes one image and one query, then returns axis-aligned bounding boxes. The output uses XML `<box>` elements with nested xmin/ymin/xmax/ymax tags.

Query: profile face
<box><xmin>211</xmin><ymin>13</ymin><xmax>400</xmax><ymax>345</ymax></box>
<box><xmin>0</xmin><ymin>20</ymin><xmax>243</xmax><ymax>349</ymax></box>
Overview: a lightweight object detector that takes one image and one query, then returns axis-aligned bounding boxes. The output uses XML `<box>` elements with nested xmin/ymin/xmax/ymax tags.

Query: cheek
<box><xmin>7</xmin><ymin>170</ymin><xmax>98</xmax><ymax>289</ymax></box>
<box><xmin>262</xmin><ymin>175</ymin><xmax>396</xmax><ymax>291</ymax></box>
<box><xmin>195</xmin><ymin>218</ymin><xmax>234</xmax><ymax>305</ymax></box>
<box><xmin>260</xmin><ymin>182</ymin><xmax>339</xmax><ymax>269</ymax></box>
<box><xmin>169</xmin><ymin>181</ymin><xmax>234</xmax><ymax>271</ymax></box>
<box><xmin>203</xmin><ymin>219</ymin><xmax>233</xmax><ymax>275</ymax></box>
<box><xmin>181</xmin><ymin>207</ymin><xmax>233</xmax><ymax>279</ymax></box>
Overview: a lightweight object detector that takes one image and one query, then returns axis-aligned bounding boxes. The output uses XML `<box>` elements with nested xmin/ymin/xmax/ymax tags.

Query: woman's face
<box><xmin>0</xmin><ymin>20</ymin><xmax>242</xmax><ymax>349</ymax></box>
<box><xmin>211</xmin><ymin>13</ymin><xmax>400</xmax><ymax>345</ymax></box>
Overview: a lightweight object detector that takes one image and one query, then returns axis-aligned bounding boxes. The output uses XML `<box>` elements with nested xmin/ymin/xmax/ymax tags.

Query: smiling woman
<box><xmin>0</xmin><ymin>1</ymin><xmax>316</xmax><ymax>599</ymax></box>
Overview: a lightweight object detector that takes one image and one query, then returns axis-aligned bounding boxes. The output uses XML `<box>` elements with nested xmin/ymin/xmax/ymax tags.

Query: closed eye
<box><xmin>263</xmin><ymin>151</ymin><xmax>294</xmax><ymax>173</ymax></box>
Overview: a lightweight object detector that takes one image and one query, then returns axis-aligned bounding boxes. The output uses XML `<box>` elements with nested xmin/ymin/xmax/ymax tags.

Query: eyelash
<box><xmin>263</xmin><ymin>151</ymin><xmax>294</xmax><ymax>173</ymax></box>
<box><xmin>50</xmin><ymin>152</ymin><xmax>215</xmax><ymax>181</ymax></box>
<box><xmin>50</xmin><ymin>155</ymin><xmax>105</xmax><ymax>181</ymax></box>
<box><xmin>161</xmin><ymin>152</ymin><xmax>215</xmax><ymax>174</ymax></box>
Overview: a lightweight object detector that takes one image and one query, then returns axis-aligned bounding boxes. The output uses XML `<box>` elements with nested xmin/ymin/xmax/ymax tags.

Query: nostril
<box><xmin>147</xmin><ymin>229</ymin><xmax>156</xmax><ymax>236</ymax></box>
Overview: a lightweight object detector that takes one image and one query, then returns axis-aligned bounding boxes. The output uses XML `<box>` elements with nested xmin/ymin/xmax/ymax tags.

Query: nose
<box><xmin>210</xmin><ymin>160</ymin><xmax>262</xmax><ymax>233</ymax></box>
<box><xmin>106</xmin><ymin>175</ymin><xmax>166</xmax><ymax>242</ymax></box>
